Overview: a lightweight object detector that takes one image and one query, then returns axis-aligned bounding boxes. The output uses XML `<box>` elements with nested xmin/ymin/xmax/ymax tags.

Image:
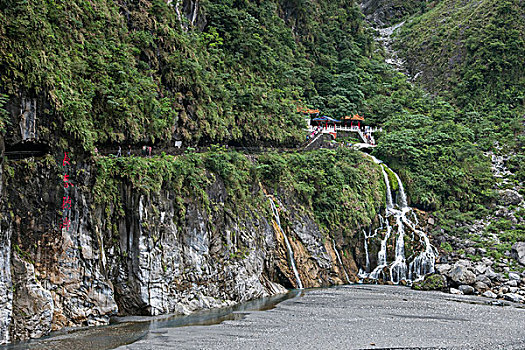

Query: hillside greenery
<box><xmin>1</xmin><ymin>0</ymin><xmax>523</xmax><ymax>239</ymax></box>
<box><xmin>395</xmin><ymin>0</ymin><xmax>524</xmax><ymax>150</ymax></box>
<box><xmin>94</xmin><ymin>147</ymin><xmax>384</xmax><ymax>237</ymax></box>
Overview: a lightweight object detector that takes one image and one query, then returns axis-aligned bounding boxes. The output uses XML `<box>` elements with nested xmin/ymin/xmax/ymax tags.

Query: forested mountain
<box><xmin>0</xmin><ymin>0</ymin><xmax>523</xmax><ymax>344</ymax></box>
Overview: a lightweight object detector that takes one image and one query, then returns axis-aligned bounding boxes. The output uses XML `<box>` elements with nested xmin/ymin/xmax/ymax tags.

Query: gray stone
<box><xmin>507</xmin><ymin>280</ymin><xmax>518</xmax><ymax>288</ymax></box>
<box><xmin>458</xmin><ymin>285</ymin><xmax>475</xmax><ymax>295</ymax></box>
<box><xmin>448</xmin><ymin>263</ymin><xmax>476</xmax><ymax>285</ymax></box>
<box><xmin>503</xmin><ymin>293</ymin><xmax>525</xmax><ymax>303</ymax></box>
<box><xmin>450</xmin><ymin>288</ymin><xmax>462</xmax><ymax>295</ymax></box>
<box><xmin>481</xmin><ymin>257</ymin><xmax>494</xmax><ymax>266</ymax></box>
<box><xmin>509</xmin><ymin>272</ymin><xmax>520</xmax><ymax>280</ymax></box>
<box><xmin>485</xmin><ymin>268</ymin><xmax>503</xmax><ymax>282</ymax></box>
<box><xmin>435</xmin><ymin>264</ymin><xmax>452</xmax><ymax>275</ymax></box>
<box><xmin>511</xmin><ymin>242</ymin><xmax>525</xmax><ymax>266</ymax></box>
<box><xmin>498</xmin><ymin>189</ymin><xmax>523</xmax><ymax>206</ymax></box>
<box><xmin>474</xmin><ymin>263</ymin><xmax>487</xmax><ymax>275</ymax></box>
<box><xmin>474</xmin><ymin>282</ymin><xmax>489</xmax><ymax>292</ymax></box>
<box><xmin>476</xmin><ymin>274</ymin><xmax>492</xmax><ymax>287</ymax></box>
<box><xmin>465</xmin><ymin>247</ymin><xmax>476</xmax><ymax>256</ymax></box>
<box><xmin>482</xmin><ymin>290</ymin><xmax>498</xmax><ymax>299</ymax></box>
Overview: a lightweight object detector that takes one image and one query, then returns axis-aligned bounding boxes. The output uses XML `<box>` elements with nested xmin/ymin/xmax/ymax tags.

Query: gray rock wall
<box><xmin>0</xmin><ymin>157</ymin><xmax>361</xmax><ymax>343</ymax></box>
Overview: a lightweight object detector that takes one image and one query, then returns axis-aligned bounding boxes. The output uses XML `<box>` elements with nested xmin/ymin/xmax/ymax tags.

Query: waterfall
<box><xmin>332</xmin><ymin>239</ymin><xmax>351</xmax><ymax>283</ymax></box>
<box><xmin>393</xmin><ymin>172</ymin><xmax>407</xmax><ymax>209</ymax></box>
<box><xmin>370</xmin><ymin>214</ymin><xmax>391</xmax><ymax>279</ymax></box>
<box><xmin>268</xmin><ymin>197</ymin><xmax>303</xmax><ymax>289</ymax></box>
<box><xmin>364</xmin><ymin>154</ymin><xmax>436</xmax><ymax>284</ymax></box>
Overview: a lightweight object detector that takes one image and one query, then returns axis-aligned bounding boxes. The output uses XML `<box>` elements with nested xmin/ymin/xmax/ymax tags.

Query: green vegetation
<box><xmin>396</xmin><ymin>0</ymin><xmax>524</xmax><ymax>150</ymax></box>
<box><xmin>258</xmin><ymin>148</ymin><xmax>385</xmax><ymax>234</ymax></box>
<box><xmin>1</xmin><ymin>0</ymin><xmax>524</xmax><ymax>259</ymax></box>
<box><xmin>412</xmin><ymin>273</ymin><xmax>446</xmax><ymax>291</ymax></box>
<box><xmin>94</xmin><ymin>148</ymin><xmax>384</xmax><ymax>238</ymax></box>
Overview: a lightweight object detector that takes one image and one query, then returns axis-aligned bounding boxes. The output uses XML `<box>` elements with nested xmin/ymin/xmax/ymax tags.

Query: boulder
<box><xmin>498</xmin><ymin>189</ymin><xmax>523</xmax><ymax>206</ymax></box>
<box><xmin>503</xmin><ymin>293</ymin><xmax>524</xmax><ymax>303</ymax></box>
<box><xmin>448</xmin><ymin>263</ymin><xmax>476</xmax><ymax>285</ymax></box>
<box><xmin>484</xmin><ymin>267</ymin><xmax>503</xmax><ymax>282</ymax></box>
<box><xmin>474</xmin><ymin>281</ymin><xmax>489</xmax><ymax>292</ymax></box>
<box><xmin>511</xmin><ymin>242</ymin><xmax>525</xmax><ymax>266</ymax></box>
<box><xmin>507</xmin><ymin>280</ymin><xmax>518</xmax><ymax>288</ymax></box>
<box><xmin>474</xmin><ymin>263</ymin><xmax>487</xmax><ymax>275</ymax></box>
<box><xmin>476</xmin><ymin>274</ymin><xmax>492</xmax><ymax>287</ymax></box>
<box><xmin>412</xmin><ymin>274</ymin><xmax>446</xmax><ymax>291</ymax></box>
<box><xmin>482</xmin><ymin>290</ymin><xmax>497</xmax><ymax>299</ymax></box>
<box><xmin>458</xmin><ymin>285</ymin><xmax>475</xmax><ymax>295</ymax></box>
<box><xmin>509</xmin><ymin>272</ymin><xmax>520</xmax><ymax>281</ymax></box>
<box><xmin>435</xmin><ymin>264</ymin><xmax>452</xmax><ymax>275</ymax></box>
<box><xmin>481</xmin><ymin>257</ymin><xmax>494</xmax><ymax>266</ymax></box>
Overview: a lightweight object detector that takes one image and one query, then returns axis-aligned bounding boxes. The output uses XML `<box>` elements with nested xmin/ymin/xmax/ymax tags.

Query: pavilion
<box><xmin>342</xmin><ymin>114</ymin><xmax>364</xmax><ymax>128</ymax></box>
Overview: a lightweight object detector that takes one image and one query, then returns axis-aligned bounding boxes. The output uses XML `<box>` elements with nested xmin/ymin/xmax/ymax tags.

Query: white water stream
<box><xmin>268</xmin><ymin>197</ymin><xmax>303</xmax><ymax>289</ymax></box>
<box><xmin>364</xmin><ymin>155</ymin><xmax>437</xmax><ymax>283</ymax></box>
<box><xmin>332</xmin><ymin>239</ymin><xmax>351</xmax><ymax>283</ymax></box>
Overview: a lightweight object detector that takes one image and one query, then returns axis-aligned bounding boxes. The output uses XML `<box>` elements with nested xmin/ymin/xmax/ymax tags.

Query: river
<box><xmin>6</xmin><ymin>285</ymin><xmax>525</xmax><ymax>349</ymax></box>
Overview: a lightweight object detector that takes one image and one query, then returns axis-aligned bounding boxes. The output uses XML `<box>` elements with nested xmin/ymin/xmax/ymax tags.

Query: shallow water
<box><xmin>3</xmin><ymin>290</ymin><xmax>301</xmax><ymax>350</ymax></box>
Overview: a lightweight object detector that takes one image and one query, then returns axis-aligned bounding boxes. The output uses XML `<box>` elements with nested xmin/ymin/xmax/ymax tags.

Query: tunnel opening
<box><xmin>4</xmin><ymin>142</ymin><xmax>50</xmax><ymax>160</ymax></box>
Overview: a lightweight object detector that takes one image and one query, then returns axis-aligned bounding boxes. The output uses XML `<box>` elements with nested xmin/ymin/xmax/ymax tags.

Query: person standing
<box><xmin>127</xmin><ymin>145</ymin><xmax>132</xmax><ymax>156</ymax></box>
<box><xmin>117</xmin><ymin>146</ymin><xmax>122</xmax><ymax>157</ymax></box>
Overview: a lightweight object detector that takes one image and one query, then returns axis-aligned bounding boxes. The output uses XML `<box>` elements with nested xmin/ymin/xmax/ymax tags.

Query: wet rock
<box><xmin>498</xmin><ymin>189</ymin><xmax>523</xmax><ymax>206</ymax></box>
<box><xmin>503</xmin><ymin>293</ymin><xmax>524</xmax><ymax>303</ymax></box>
<box><xmin>482</xmin><ymin>290</ymin><xmax>497</xmax><ymax>299</ymax></box>
<box><xmin>458</xmin><ymin>285</ymin><xmax>475</xmax><ymax>295</ymax></box>
<box><xmin>447</xmin><ymin>263</ymin><xmax>476</xmax><ymax>285</ymax></box>
<box><xmin>511</xmin><ymin>242</ymin><xmax>525</xmax><ymax>266</ymax></box>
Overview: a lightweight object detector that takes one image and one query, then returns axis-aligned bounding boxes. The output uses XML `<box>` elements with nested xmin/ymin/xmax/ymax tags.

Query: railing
<box><xmin>306</xmin><ymin>125</ymin><xmax>381</xmax><ymax>146</ymax></box>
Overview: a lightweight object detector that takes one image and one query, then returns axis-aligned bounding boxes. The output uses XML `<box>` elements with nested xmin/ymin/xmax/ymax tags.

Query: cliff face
<box><xmin>0</xmin><ymin>128</ymin><xmax>377</xmax><ymax>343</ymax></box>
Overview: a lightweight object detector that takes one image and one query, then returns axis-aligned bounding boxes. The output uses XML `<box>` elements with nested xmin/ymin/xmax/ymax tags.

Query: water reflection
<box><xmin>3</xmin><ymin>290</ymin><xmax>302</xmax><ymax>350</ymax></box>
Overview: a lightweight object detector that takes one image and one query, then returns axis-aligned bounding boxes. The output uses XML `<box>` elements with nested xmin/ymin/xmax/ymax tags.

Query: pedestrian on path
<box><xmin>117</xmin><ymin>146</ymin><xmax>122</xmax><ymax>157</ymax></box>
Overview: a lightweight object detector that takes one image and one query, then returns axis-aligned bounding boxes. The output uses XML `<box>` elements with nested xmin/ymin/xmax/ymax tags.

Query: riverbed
<box><xmin>6</xmin><ymin>285</ymin><xmax>525</xmax><ymax>349</ymax></box>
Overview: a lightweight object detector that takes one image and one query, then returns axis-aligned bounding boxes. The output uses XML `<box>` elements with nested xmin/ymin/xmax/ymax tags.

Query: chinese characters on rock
<box><xmin>60</xmin><ymin>152</ymin><xmax>73</xmax><ymax>231</ymax></box>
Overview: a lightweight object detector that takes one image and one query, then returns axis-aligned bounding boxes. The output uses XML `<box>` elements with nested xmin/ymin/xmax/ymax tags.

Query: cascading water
<box><xmin>268</xmin><ymin>197</ymin><xmax>303</xmax><ymax>289</ymax></box>
<box><xmin>332</xmin><ymin>239</ymin><xmax>351</xmax><ymax>283</ymax></box>
<box><xmin>364</xmin><ymin>155</ymin><xmax>436</xmax><ymax>283</ymax></box>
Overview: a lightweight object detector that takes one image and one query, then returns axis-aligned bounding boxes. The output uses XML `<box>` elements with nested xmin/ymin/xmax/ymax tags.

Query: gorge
<box><xmin>0</xmin><ymin>0</ymin><xmax>524</xmax><ymax>346</ymax></box>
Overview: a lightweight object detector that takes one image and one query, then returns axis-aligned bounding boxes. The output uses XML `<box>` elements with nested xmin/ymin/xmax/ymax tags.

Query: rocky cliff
<box><xmin>0</xmin><ymin>118</ymin><xmax>384</xmax><ymax>343</ymax></box>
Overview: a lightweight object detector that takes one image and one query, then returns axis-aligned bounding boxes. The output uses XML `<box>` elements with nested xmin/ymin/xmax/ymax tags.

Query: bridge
<box><xmin>305</xmin><ymin>125</ymin><xmax>382</xmax><ymax>150</ymax></box>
